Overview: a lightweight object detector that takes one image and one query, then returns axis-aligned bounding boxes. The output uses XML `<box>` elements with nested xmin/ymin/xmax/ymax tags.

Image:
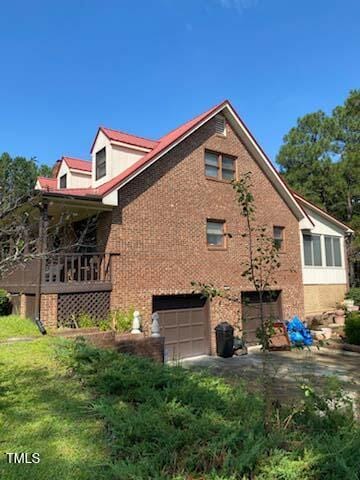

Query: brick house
<box><xmin>1</xmin><ymin>100</ymin><xmax>352</xmax><ymax>359</ymax></box>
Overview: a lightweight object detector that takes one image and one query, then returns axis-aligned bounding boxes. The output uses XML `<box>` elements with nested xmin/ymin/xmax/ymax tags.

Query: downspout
<box><xmin>34</xmin><ymin>200</ymin><xmax>48</xmax><ymax>334</ymax></box>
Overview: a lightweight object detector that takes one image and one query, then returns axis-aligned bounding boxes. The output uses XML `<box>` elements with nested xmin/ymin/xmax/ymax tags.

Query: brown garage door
<box><xmin>241</xmin><ymin>291</ymin><xmax>283</xmax><ymax>345</ymax></box>
<box><xmin>153</xmin><ymin>295</ymin><xmax>210</xmax><ymax>361</ymax></box>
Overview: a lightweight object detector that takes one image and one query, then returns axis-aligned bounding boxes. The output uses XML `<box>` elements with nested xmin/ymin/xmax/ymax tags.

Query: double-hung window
<box><xmin>205</xmin><ymin>151</ymin><xmax>235</xmax><ymax>181</ymax></box>
<box><xmin>303</xmin><ymin>233</ymin><xmax>322</xmax><ymax>266</ymax></box>
<box><xmin>273</xmin><ymin>226</ymin><xmax>284</xmax><ymax>251</ymax></box>
<box><xmin>95</xmin><ymin>147</ymin><xmax>106</xmax><ymax>180</ymax></box>
<box><xmin>206</xmin><ymin>220</ymin><xmax>225</xmax><ymax>248</ymax></box>
<box><xmin>325</xmin><ymin>236</ymin><xmax>342</xmax><ymax>266</ymax></box>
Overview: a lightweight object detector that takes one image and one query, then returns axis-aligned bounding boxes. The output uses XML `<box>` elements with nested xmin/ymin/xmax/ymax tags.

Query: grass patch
<box><xmin>0</xmin><ymin>315</ymin><xmax>41</xmax><ymax>340</ymax></box>
<box><xmin>0</xmin><ymin>337</ymin><xmax>110</xmax><ymax>480</ymax></box>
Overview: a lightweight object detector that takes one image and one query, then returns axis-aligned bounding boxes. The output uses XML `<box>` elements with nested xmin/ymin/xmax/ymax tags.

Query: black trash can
<box><xmin>215</xmin><ymin>322</ymin><xmax>234</xmax><ymax>358</ymax></box>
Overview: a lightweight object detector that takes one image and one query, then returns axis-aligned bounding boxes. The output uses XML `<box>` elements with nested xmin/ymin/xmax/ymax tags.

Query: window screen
<box><xmin>303</xmin><ymin>234</ymin><xmax>322</xmax><ymax>266</ymax></box>
<box><xmin>325</xmin><ymin>236</ymin><xmax>342</xmax><ymax>267</ymax></box>
<box><xmin>205</xmin><ymin>152</ymin><xmax>219</xmax><ymax>178</ymax></box>
<box><xmin>206</xmin><ymin>221</ymin><xmax>224</xmax><ymax>247</ymax></box>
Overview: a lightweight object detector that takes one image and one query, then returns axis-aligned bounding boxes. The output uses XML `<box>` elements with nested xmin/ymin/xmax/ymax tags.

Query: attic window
<box><xmin>59</xmin><ymin>174</ymin><xmax>67</xmax><ymax>189</ymax></box>
<box><xmin>95</xmin><ymin>147</ymin><xmax>106</xmax><ymax>180</ymax></box>
<box><xmin>215</xmin><ymin>115</ymin><xmax>226</xmax><ymax>136</ymax></box>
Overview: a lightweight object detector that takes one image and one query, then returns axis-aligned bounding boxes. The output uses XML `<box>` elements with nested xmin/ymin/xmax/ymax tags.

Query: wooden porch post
<box><xmin>34</xmin><ymin>201</ymin><xmax>49</xmax><ymax>325</ymax></box>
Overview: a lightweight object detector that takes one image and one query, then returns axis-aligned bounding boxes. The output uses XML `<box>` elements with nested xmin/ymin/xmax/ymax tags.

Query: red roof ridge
<box><xmin>62</xmin><ymin>156</ymin><xmax>92</xmax><ymax>172</ymax></box>
<box><xmin>100</xmin><ymin>126</ymin><xmax>158</xmax><ymax>145</ymax></box>
<box><xmin>37</xmin><ymin>176</ymin><xmax>56</xmax><ymax>180</ymax></box>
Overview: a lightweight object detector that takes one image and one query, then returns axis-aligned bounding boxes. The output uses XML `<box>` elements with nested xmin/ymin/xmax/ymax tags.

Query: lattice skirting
<box><xmin>57</xmin><ymin>291</ymin><xmax>110</xmax><ymax>325</ymax></box>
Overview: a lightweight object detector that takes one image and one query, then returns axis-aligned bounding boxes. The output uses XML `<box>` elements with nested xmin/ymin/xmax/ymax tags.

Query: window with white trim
<box><xmin>325</xmin><ymin>236</ymin><xmax>342</xmax><ymax>267</ymax></box>
<box><xmin>303</xmin><ymin>233</ymin><xmax>322</xmax><ymax>266</ymax></box>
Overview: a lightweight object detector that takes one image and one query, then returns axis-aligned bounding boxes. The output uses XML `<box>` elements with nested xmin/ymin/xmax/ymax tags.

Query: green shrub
<box><xmin>344</xmin><ymin>311</ymin><xmax>360</xmax><ymax>345</ymax></box>
<box><xmin>109</xmin><ymin>307</ymin><xmax>134</xmax><ymax>332</ymax></box>
<box><xmin>0</xmin><ymin>289</ymin><xmax>11</xmax><ymax>315</ymax></box>
<box><xmin>76</xmin><ymin>313</ymin><xmax>96</xmax><ymax>328</ymax></box>
<box><xmin>56</xmin><ymin>339</ymin><xmax>360</xmax><ymax>480</ymax></box>
<box><xmin>345</xmin><ymin>287</ymin><xmax>360</xmax><ymax>306</ymax></box>
<box><xmin>98</xmin><ymin>318</ymin><xmax>111</xmax><ymax>331</ymax></box>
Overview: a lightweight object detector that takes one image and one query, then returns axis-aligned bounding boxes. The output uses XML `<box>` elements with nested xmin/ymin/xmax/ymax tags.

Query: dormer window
<box><xmin>95</xmin><ymin>147</ymin><xmax>106</xmax><ymax>180</ymax></box>
<box><xmin>59</xmin><ymin>174</ymin><xmax>67</xmax><ymax>189</ymax></box>
<box><xmin>215</xmin><ymin>115</ymin><xmax>226</xmax><ymax>136</ymax></box>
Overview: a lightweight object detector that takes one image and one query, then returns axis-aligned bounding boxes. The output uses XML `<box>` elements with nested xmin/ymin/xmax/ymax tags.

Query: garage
<box><xmin>153</xmin><ymin>294</ymin><xmax>210</xmax><ymax>361</ymax></box>
<box><xmin>241</xmin><ymin>291</ymin><xmax>283</xmax><ymax>345</ymax></box>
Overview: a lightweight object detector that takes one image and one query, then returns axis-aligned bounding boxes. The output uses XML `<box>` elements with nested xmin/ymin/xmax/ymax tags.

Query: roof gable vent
<box><xmin>215</xmin><ymin>115</ymin><xmax>226</xmax><ymax>136</ymax></box>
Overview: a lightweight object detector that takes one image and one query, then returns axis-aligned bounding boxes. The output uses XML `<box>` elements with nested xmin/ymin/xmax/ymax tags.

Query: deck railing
<box><xmin>43</xmin><ymin>252</ymin><xmax>112</xmax><ymax>284</ymax></box>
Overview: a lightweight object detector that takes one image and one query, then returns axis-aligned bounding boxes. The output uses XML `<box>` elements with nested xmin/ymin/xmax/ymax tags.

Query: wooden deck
<box><xmin>0</xmin><ymin>252</ymin><xmax>114</xmax><ymax>294</ymax></box>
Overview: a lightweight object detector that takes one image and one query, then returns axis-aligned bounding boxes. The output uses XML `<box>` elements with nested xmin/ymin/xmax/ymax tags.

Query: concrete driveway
<box><xmin>180</xmin><ymin>347</ymin><xmax>360</xmax><ymax>404</ymax></box>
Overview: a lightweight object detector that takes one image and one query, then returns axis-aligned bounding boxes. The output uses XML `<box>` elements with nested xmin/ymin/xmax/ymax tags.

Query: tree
<box><xmin>276</xmin><ymin>89</ymin><xmax>360</xmax><ymax>284</ymax></box>
<box><xmin>192</xmin><ymin>173</ymin><xmax>281</xmax><ymax>430</ymax></box>
<box><xmin>0</xmin><ymin>152</ymin><xmax>52</xmax><ymax>210</ymax></box>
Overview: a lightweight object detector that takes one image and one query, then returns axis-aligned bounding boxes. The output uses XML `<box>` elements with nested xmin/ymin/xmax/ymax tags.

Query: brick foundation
<box><xmin>55</xmin><ymin>329</ymin><xmax>165</xmax><ymax>362</ymax></box>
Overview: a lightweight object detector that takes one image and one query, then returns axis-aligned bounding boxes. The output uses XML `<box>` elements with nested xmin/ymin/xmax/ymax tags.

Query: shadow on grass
<box><xmin>0</xmin><ymin>340</ymin><xmax>110</xmax><ymax>480</ymax></box>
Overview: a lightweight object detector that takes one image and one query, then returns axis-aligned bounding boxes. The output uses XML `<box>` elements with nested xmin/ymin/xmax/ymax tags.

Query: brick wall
<box><xmin>115</xmin><ymin>333</ymin><xmax>165</xmax><ymax>363</ymax></box>
<box><xmin>54</xmin><ymin>329</ymin><xmax>165</xmax><ymax>362</ymax></box>
<box><xmin>97</xmin><ymin>117</ymin><xmax>305</xmax><ymax>350</ymax></box>
<box><xmin>40</xmin><ymin>293</ymin><xmax>58</xmax><ymax>328</ymax></box>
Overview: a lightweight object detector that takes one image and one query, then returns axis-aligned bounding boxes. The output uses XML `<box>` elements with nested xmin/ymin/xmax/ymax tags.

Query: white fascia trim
<box><xmin>69</xmin><ymin>168</ymin><xmax>92</xmax><ymax>175</ymax></box>
<box><xmin>110</xmin><ymin>140</ymin><xmax>153</xmax><ymax>153</ymax></box>
<box><xmin>295</xmin><ymin>195</ymin><xmax>354</xmax><ymax>233</ymax></box>
<box><xmin>224</xmin><ymin>104</ymin><xmax>313</xmax><ymax>228</ymax></box>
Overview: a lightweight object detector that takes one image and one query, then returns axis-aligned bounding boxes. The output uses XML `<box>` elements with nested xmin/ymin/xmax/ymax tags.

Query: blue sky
<box><xmin>0</xmin><ymin>0</ymin><xmax>359</xmax><ymax>168</ymax></box>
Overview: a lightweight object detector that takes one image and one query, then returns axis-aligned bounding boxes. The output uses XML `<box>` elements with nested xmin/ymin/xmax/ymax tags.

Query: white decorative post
<box><xmin>131</xmin><ymin>310</ymin><xmax>142</xmax><ymax>334</ymax></box>
<box><xmin>151</xmin><ymin>312</ymin><xmax>161</xmax><ymax>337</ymax></box>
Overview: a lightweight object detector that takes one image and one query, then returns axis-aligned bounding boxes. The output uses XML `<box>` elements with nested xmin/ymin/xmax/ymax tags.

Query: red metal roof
<box><xmin>96</xmin><ymin>127</ymin><xmax>158</xmax><ymax>151</ymax></box>
<box><xmin>97</xmin><ymin>101</ymin><xmax>227</xmax><ymax>195</ymax></box>
<box><xmin>63</xmin><ymin>156</ymin><xmax>92</xmax><ymax>172</ymax></box>
<box><xmin>37</xmin><ymin>177</ymin><xmax>57</xmax><ymax>190</ymax></box>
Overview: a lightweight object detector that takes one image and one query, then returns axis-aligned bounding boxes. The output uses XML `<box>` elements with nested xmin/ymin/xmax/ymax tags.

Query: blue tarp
<box><xmin>286</xmin><ymin>316</ymin><xmax>313</xmax><ymax>346</ymax></box>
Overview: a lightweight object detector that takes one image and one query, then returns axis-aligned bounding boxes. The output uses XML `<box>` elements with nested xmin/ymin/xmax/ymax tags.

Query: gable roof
<box><xmin>292</xmin><ymin>191</ymin><xmax>354</xmax><ymax>233</ymax></box>
<box><xmin>35</xmin><ymin>100</ymin><xmax>314</xmax><ymax>228</ymax></box>
<box><xmin>97</xmin><ymin>101</ymin><xmax>226</xmax><ymax>196</ymax></box>
<box><xmin>91</xmin><ymin>127</ymin><xmax>158</xmax><ymax>152</ymax></box>
<box><xmin>36</xmin><ymin>177</ymin><xmax>57</xmax><ymax>190</ymax></box>
<box><xmin>62</xmin><ymin>156</ymin><xmax>92</xmax><ymax>172</ymax></box>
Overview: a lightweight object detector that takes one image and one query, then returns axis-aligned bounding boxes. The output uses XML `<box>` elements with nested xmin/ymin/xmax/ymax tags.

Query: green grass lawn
<box><xmin>0</xmin><ymin>337</ymin><xmax>110</xmax><ymax>480</ymax></box>
<box><xmin>0</xmin><ymin>315</ymin><xmax>41</xmax><ymax>340</ymax></box>
<box><xmin>0</xmin><ymin>316</ymin><xmax>359</xmax><ymax>479</ymax></box>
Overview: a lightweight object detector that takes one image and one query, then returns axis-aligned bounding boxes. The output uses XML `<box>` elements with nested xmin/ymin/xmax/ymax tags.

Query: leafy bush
<box><xmin>76</xmin><ymin>313</ymin><xmax>95</xmax><ymax>328</ymax></box>
<box><xmin>109</xmin><ymin>307</ymin><xmax>134</xmax><ymax>332</ymax></box>
<box><xmin>0</xmin><ymin>289</ymin><xmax>11</xmax><ymax>316</ymax></box>
<box><xmin>98</xmin><ymin>318</ymin><xmax>111</xmax><ymax>331</ymax></box>
<box><xmin>345</xmin><ymin>287</ymin><xmax>360</xmax><ymax>306</ymax></box>
<box><xmin>57</xmin><ymin>339</ymin><xmax>360</xmax><ymax>480</ymax></box>
<box><xmin>344</xmin><ymin>311</ymin><xmax>360</xmax><ymax>345</ymax></box>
